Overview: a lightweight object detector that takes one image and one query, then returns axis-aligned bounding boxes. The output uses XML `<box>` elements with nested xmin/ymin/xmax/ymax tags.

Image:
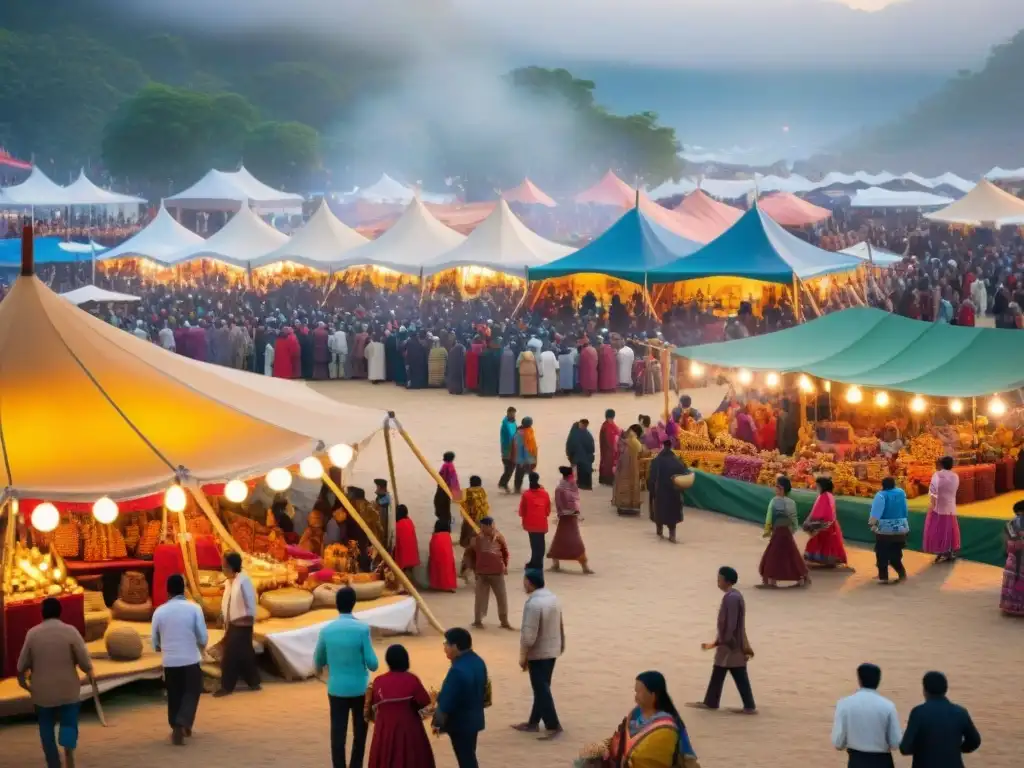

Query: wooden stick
<box><xmin>382</xmin><ymin>421</ymin><xmax>401</xmax><ymax>548</ymax></box>
<box><xmin>320</xmin><ymin>471</ymin><xmax>445</xmax><ymax>634</ymax></box>
<box><xmin>660</xmin><ymin>346</ymin><xmax>671</xmax><ymax>423</ymax></box>
<box><xmin>184</xmin><ymin>480</ymin><xmax>248</xmax><ymax>556</ymax></box>
<box><xmin>391</xmin><ymin>419</ymin><xmax>480</xmax><ymax>536</ymax></box>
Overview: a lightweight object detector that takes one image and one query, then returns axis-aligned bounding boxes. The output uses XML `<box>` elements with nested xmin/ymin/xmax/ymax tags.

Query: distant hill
<box><xmin>842</xmin><ymin>29</ymin><xmax>1024</xmax><ymax>173</ymax></box>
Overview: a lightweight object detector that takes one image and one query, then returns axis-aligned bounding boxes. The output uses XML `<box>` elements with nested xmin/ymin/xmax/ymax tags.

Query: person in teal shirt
<box><xmin>499</xmin><ymin>406</ymin><xmax>518</xmax><ymax>491</ymax></box>
<box><xmin>314</xmin><ymin>587</ymin><xmax>379</xmax><ymax>768</ymax></box>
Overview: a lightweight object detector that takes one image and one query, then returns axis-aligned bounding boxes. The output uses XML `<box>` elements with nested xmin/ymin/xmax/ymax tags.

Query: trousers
<box><xmin>526</xmin><ymin>532</ymin><xmax>546</xmax><ymax>570</ymax></box>
<box><xmin>36</xmin><ymin>703</ymin><xmax>79</xmax><ymax>768</ymax></box>
<box><xmin>329</xmin><ymin>694</ymin><xmax>368</xmax><ymax>768</ymax></box>
<box><xmin>874</xmin><ymin>538</ymin><xmax>907</xmax><ymax>581</ymax></box>
<box><xmin>165</xmin><ymin>663</ymin><xmax>202</xmax><ymax>729</ymax></box>
<box><xmin>498</xmin><ymin>459</ymin><xmax>515</xmax><ymax>489</ymax></box>
<box><xmin>702</xmin><ymin>665</ymin><xmax>756</xmax><ymax>710</ymax></box>
<box><xmin>513</xmin><ymin>463</ymin><xmax>536</xmax><ymax>492</ymax></box>
<box><xmin>449</xmin><ymin>730</ymin><xmax>479</xmax><ymax>768</ymax></box>
<box><xmin>527</xmin><ymin>658</ymin><xmax>560</xmax><ymax>730</ymax></box>
<box><xmin>220</xmin><ymin>623</ymin><xmax>261</xmax><ymax>693</ymax></box>
<box><xmin>474</xmin><ymin>573</ymin><xmax>509</xmax><ymax>624</ymax></box>
<box><xmin>847</xmin><ymin>749</ymin><xmax>896</xmax><ymax>768</ymax></box>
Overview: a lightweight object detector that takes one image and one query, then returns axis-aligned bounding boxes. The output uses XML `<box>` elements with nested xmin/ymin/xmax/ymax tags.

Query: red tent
<box><xmin>674</xmin><ymin>190</ymin><xmax>743</xmax><ymax>239</ymax></box>
<box><xmin>574</xmin><ymin>170</ymin><xmax>636</xmax><ymax>207</ymax></box>
<box><xmin>502</xmin><ymin>178</ymin><xmax>557</xmax><ymax>207</ymax></box>
<box><xmin>757</xmin><ymin>192</ymin><xmax>831</xmax><ymax>227</ymax></box>
<box><xmin>0</xmin><ymin>150</ymin><xmax>31</xmax><ymax>171</ymax></box>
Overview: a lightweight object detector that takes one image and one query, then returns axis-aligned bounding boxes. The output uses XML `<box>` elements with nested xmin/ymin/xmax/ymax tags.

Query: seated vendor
<box><xmin>671</xmin><ymin>395</ymin><xmax>703</xmax><ymax>427</ymax></box>
<box><xmin>879</xmin><ymin>422</ymin><xmax>903</xmax><ymax>458</ymax></box>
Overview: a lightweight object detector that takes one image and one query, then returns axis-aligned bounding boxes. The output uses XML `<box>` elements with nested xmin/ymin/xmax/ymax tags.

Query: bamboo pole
<box><xmin>660</xmin><ymin>346</ymin><xmax>671</xmax><ymax>423</ymax></box>
<box><xmin>792</xmin><ymin>275</ymin><xmax>802</xmax><ymax>323</ymax></box>
<box><xmin>801</xmin><ymin>280</ymin><xmax>823</xmax><ymax>317</ymax></box>
<box><xmin>2</xmin><ymin>498</ymin><xmax>14</xmax><ymax>596</ymax></box>
<box><xmin>184</xmin><ymin>479</ymin><xmax>249</xmax><ymax>556</ymax></box>
<box><xmin>172</xmin><ymin>505</ymin><xmax>204</xmax><ymax>602</ymax></box>
<box><xmin>391</xmin><ymin>416</ymin><xmax>481</xmax><ymax>536</ymax></box>
<box><xmin>320</xmin><ymin>471</ymin><xmax>445</xmax><ymax>634</ymax></box>
<box><xmin>382</xmin><ymin>421</ymin><xmax>401</xmax><ymax>548</ymax></box>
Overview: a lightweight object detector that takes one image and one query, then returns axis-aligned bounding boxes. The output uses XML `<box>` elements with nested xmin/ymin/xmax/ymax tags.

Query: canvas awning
<box><xmin>926</xmin><ymin>179</ymin><xmax>1024</xmax><ymax>227</ymax></box>
<box><xmin>0</xmin><ymin>167</ymin><xmax>71</xmax><ymax>207</ymax></box>
<box><xmin>672</xmin><ymin>306</ymin><xmax>1024</xmax><ymax>397</ymax></box>
<box><xmin>167</xmin><ymin>168</ymin><xmax>303</xmax><ymax>212</ymax></box>
<box><xmin>649</xmin><ymin>205</ymin><xmax>860</xmax><ymax>284</ymax></box>
<box><xmin>757</xmin><ymin>192</ymin><xmax>831</xmax><ymax>227</ymax></box>
<box><xmin>574</xmin><ymin>171</ymin><xmax>636</xmax><ymax>207</ymax></box>
<box><xmin>164</xmin><ymin>204</ymin><xmax>288</xmax><ymax>267</ymax></box>
<box><xmin>61</xmin><ymin>286</ymin><xmax>141</xmax><ymax>305</ymax></box>
<box><xmin>63</xmin><ymin>170</ymin><xmax>146</xmax><ymax>206</ymax></box>
<box><xmin>839</xmin><ymin>242</ymin><xmax>903</xmax><ymax>267</ymax></box>
<box><xmin>673</xmin><ymin>191</ymin><xmax>742</xmax><ymax>238</ymax></box>
<box><xmin>529</xmin><ymin>206</ymin><xmax>700</xmax><ymax>283</ymax></box>
<box><xmin>99</xmin><ymin>204</ymin><xmax>205</xmax><ymax>263</ymax></box>
<box><xmin>250</xmin><ymin>202</ymin><xmax>368</xmax><ymax>272</ymax></box>
<box><xmin>849</xmin><ymin>187</ymin><xmax>953</xmax><ymax>209</ymax></box>
<box><xmin>0</xmin><ymin>238</ymin><xmax>387</xmax><ymax>501</ymax></box>
<box><xmin>502</xmin><ymin>178</ymin><xmax>557</xmax><ymax>207</ymax></box>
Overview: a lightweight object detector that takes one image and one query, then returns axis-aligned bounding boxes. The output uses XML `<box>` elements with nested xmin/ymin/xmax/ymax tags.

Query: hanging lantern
<box><xmin>299</xmin><ymin>456</ymin><xmax>324</xmax><ymax>480</ymax></box>
<box><xmin>845</xmin><ymin>386</ymin><xmax>863</xmax><ymax>404</ymax></box>
<box><xmin>92</xmin><ymin>496</ymin><xmax>119</xmax><ymax>525</ymax></box>
<box><xmin>31</xmin><ymin>502</ymin><xmax>59</xmax><ymax>533</ymax></box>
<box><xmin>737</xmin><ymin>369</ymin><xmax>753</xmax><ymax>385</ymax></box>
<box><xmin>910</xmin><ymin>395</ymin><xmax>926</xmax><ymax>414</ymax></box>
<box><xmin>798</xmin><ymin>374</ymin><xmax>814</xmax><ymax>393</ymax></box>
<box><xmin>949</xmin><ymin>399</ymin><xmax>964</xmax><ymax>415</ymax></box>
<box><xmin>765</xmin><ymin>372</ymin><xmax>780</xmax><ymax>389</ymax></box>
<box><xmin>164</xmin><ymin>484</ymin><xmax>188</xmax><ymax>513</ymax></box>
<box><xmin>689</xmin><ymin>361</ymin><xmax>704</xmax><ymax>377</ymax></box>
<box><xmin>988</xmin><ymin>397</ymin><xmax>1007</xmax><ymax>417</ymax></box>
<box><xmin>874</xmin><ymin>391</ymin><xmax>889</xmax><ymax>408</ymax></box>
<box><xmin>328</xmin><ymin>443</ymin><xmax>355</xmax><ymax>469</ymax></box>
<box><xmin>823</xmin><ymin>381</ymin><xmax>832</xmax><ymax>393</ymax></box>
<box><xmin>224</xmin><ymin>479</ymin><xmax>249</xmax><ymax>504</ymax></box>
<box><xmin>266</xmin><ymin>467</ymin><xmax>293</xmax><ymax>492</ymax></box>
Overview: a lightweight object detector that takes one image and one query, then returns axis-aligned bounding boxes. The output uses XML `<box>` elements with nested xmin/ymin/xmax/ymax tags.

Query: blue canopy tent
<box><xmin>528</xmin><ymin>206</ymin><xmax>700</xmax><ymax>283</ymax></box>
<box><xmin>647</xmin><ymin>205</ymin><xmax>863</xmax><ymax>284</ymax></box>
<box><xmin>0</xmin><ymin>237</ymin><xmax>106</xmax><ymax>267</ymax></box>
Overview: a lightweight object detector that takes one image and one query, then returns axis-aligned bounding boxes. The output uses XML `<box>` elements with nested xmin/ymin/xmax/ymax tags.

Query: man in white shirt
<box><xmin>133</xmin><ymin>319</ymin><xmax>149</xmax><ymax>342</ymax></box>
<box><xmin>151</xmin><ymin>574</ymin><xmax>208</xmax><ymax>745</ymax></box>
<box><xmin>158</xmin><ymin>321</ymin><xmax>176</xmax><ymax>352</ymax></box>
<box><xmin>513</xmin><ymin>569</ymin><xmax>565</xmax><ymax>739</ymax></box>
<box><xmin>329</xmin><ymin>324</ymin><xmax>348</xmax><ymax>379</ymax></box>
<box><xmin>213</xmin><ymin>552</ymin><xmax>261</xmax><ymax>698</ymax></box>
<box><xmin>832</xmin><ymin>663</ymin><xmax>902</xmax><ymax>768</ymax></box>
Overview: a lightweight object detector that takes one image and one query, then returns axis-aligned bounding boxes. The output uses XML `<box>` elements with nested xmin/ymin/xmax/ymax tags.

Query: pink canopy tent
<box><xmin>502</xmin><ymin>178</ymin><xmax>557</xmax><ymax>207</ymax></box>
<box><xmin>0</xmin><ymin>149</ymin><xmax>32</xmax><ymax>171</ymax></box>
<box><xmin>758</xmin><ymin>192</ymin><xmax>831</xmax><ymax>227</ymax></box>
<box><xmin>673</xmin><ymin>190</ymin><xmax>743</xmax><ymax>240</ymax></box>
<box><xmin>356</xmin><ymin>201</ymin><xmax>495</xmax><ymax>238</ymax></box>
<box><xmin>574</xmin><ymin>170</ymin><xmax>636</xmax><ymax>207</ymax></box>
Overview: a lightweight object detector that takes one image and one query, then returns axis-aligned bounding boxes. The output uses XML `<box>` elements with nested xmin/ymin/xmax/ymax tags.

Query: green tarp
<box><xmin>683</xmin><ymin>470</ymin><xmax>1007</xmax><ymax>567</ymax></box>
<box><xmin>673</xmin><ymin>306</ymin><xmax>1024</xmax><ymax>396</ymax></box>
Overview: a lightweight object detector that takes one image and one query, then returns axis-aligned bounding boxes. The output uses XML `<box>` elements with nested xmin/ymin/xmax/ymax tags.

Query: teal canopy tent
<box><xmin>648</xmin><ymin>205</ymin><xmax>862</xmax><ymax>284</ymax></box>
<box><xmin>528</xmin><ymin>206</ymin><xmax>700</xmax><ymax>284</ymax></box>
<box><xmin>672</xmin><ymin>306</ymin><xmax>1024</xmax><ymax>397</ymax></box>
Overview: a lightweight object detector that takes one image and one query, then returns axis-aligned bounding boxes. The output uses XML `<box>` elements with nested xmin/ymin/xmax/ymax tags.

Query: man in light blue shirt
<box><xmin>151</xmin><ymin>574</ymin><xmax>208</xmax><ymax>745</ymax></box>
<box><xmin>314</xmin><ymin>586</ymin><xmax>378</xmax><ymax>768</ymax></box>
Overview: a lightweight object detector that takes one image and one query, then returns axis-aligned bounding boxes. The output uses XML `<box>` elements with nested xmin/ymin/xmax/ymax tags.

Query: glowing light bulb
<box><xmin>949</xmin><ymin>399</ymin><xmax>964</xmax><ymax>415</ymax></box>
<box><xmin>845</xmin><ymin>386</ymin><xmax>863</xmax><ymax>404</ymax></box>
<box><xmin>31</xmin><ymin>502</ymin><xmax>59</xmax><ymax>533</ymax></box>
<box><xmin>164</xmin><ymin>485</ymin><xmax>188</xmax><ymax>513</ymax></box>
<box><xmin>328</xmin><ymin>443</ymin><xmax>355</xmax><ymax>469</ymax></box>
<box><xmin>737</xmin><ymin>369</ymin><xmax>753</xmax><ymax>385</ymax></box>
<box><xmin>874</xmin><ymin>391</ymin><xmax>890</xmax><ymax>408</ymax></box>
<box><xmin>689</xmin><ymin>361</ymin><xmax>704</xmax><ymax>377</ymax></box>
<box><xmin>299</xmin><ymin>456</ymin><xmax>324</xmax><ymax>480</ymax></box>
<box><xmin>92</xmin><ymin>496</ymin><xmax>119</xmax><ymax>525</ymax></box>
<box><xmin>988</xmin><ymin>397</ymin><xmax>1007</xmax><ymax>417</ymax></box>
<box><xmin>765</xmin><ymin>372</ymin><xmax>780</xmax><ymax>389</ymax></box>
<box><xmin>824</xmin><ymin>381</ymin><xmax>832</xmax><ymax>393</ymax></box>
<box><xmin>910</xmin><ymin>395</ymin><xmax>926</xmax><ymax>414</ymax></box>
<box><xmin>798</xmin><ymin>374</ymin><xmax>814</xmax><ymax>393</ymax></box>
<box><xmin>224</xmin><ymin>479</ymin><xmax>249</xmax><ymax>504</ymax></box>
<box><xmin>266</xmin><ymin>467</ymin><xmax>293</xmax><ymax>492</ymax></box>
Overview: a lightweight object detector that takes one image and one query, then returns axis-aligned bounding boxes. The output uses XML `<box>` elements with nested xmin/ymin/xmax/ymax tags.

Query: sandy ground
<box><xmin>3</xmin><ymin>383</ymin><xmax>1016</xmax><ymax>767</ymax></box>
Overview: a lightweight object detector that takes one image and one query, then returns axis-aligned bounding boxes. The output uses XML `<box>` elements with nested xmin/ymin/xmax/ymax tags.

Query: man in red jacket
<box><xmin>273</xmin><ymin>326</ymin><xmax>301</xmax><ymax>379</ymax></box>
<box><xmin>518</xmin><ymin>472</ymin><xmax>551</xmax><ymax>571</ymax></box>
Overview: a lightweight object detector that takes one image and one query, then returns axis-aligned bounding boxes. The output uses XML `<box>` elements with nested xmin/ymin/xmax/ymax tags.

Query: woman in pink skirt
<box><xmin>923</xmin><ymin>456</ymin><xmax>961</xmax><ymax>563</ymax></box>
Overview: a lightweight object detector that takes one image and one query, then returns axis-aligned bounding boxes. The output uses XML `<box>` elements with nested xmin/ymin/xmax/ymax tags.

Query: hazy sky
<box><xmin>133</xmin><ymin>0</ymin><xmax>1024</xmax><ymax>70</ymax></box>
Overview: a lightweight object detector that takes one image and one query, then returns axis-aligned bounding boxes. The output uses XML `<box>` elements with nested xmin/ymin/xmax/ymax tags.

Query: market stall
<box><xmin>667</xmin><ymin>306</ymin><xmax>1024</xmax><ymax>566</ymax></box>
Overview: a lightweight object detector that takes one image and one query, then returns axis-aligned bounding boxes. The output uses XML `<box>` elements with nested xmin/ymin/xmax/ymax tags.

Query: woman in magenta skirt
<box><xmin>803</xmin><ymin>476</ymin><xmax>850</xmax><ymax>569</ymax></box>
<box><xmin>923</xmin><ymin>456</ymin><xmax>961</xmax><ymax>563</ymax></box>
<box><xmin>367</xmin><ymin>644</ymin><xmax>435</xmax><ymax>768</ymax></box>
<box><xmin>759</xmin><ymin>476</ymin><xmax>810</xmax><ymax>587</ymax></box>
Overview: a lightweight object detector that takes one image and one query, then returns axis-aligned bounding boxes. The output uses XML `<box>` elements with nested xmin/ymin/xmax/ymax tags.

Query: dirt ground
<box><xmin>3</xmin><ymin>383</ymin><xmax>1014</xmax><ymax>767</ymax></box>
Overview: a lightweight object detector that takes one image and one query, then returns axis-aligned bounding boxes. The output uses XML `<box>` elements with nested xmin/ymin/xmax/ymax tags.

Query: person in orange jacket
<box><xmin>518</xmin><ymin>472</ymin><xmax>551</xmax><ymax>570</ymax></box>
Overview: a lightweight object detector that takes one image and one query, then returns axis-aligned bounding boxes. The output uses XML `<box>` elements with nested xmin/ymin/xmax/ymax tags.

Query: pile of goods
<box><xmin>678</xmin><ymin>431</ymin><xmax>714</xmax><ymax>452</ymax></box>
<box><xmin>81</xmin><ymin>518</ymin><xmax>128</xmax><ymax>561</ymax></box>
<box><xmin>680</xmin><ymin>451</ymin><xmax>727</xmax><ymax>475</ymax></box>
<box><xmin>225</xmin><ymin>509</ymin><xmax>287</xmax><ymax>562</ymax></box>
<box><xmin>4</xmin><ymin>543</ymin><xmax>83</xmax><ymax>603</ymax></box>
<box><xmin>723</xmin><ymin>454</ymin><xmax>764</xmax><ymax>483</ymax></box>
<box><xmin>713</xmin><ymin>433</ymin><xmax>757</xmax><ymax>455</ymax></box>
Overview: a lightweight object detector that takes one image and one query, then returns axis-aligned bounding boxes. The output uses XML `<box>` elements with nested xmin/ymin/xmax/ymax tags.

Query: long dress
<box><xmin>406</xmin><ymin>339</ymin><xmax>429</xmax><ymax>389</ymax></box>
<box><xmin>759</xmin><ymin>497</ymin><xmax>809</xmax><ymax>583</ymax></box>
<box><xmin>616</xmin><ymin>346</ymin><xmax>635</xmax><ymax>388</ymax></box>
<box><xmin>428</xmin><ymin>522</ymin><xmax>458</xmax><ymax>592</ymax></box>
<box><xmin>499</xmin><ymin>347</ymin><xmax>517</xmax><ymax>396</ymax></box>
<box><xmin>578</xmin><ymin>345</ymin><xmax>599</xmax><ymax>394</ymax></box>
<box><xmin>538</xmin><ymin>350</ymin><xmax>558</xmax><ymax>395</ymax></box>
<box><xmin>366</xmin><ymin>340</ymin><xmax>386</xmax><ymax>382</ymax></box>
<box><xmin>446</xmin><ymin>343</ymin><xmax>466</xmax><ymax>394</ymax></box>
<box><xmin>598</xmin><ymin>420</ymin><xmax>622</xmax><ymax>485</ymax></box>
<box><xmin>393</xmin><ymin>517</ymin><xmax>421</xmax><ymax>570</ymax></box>
<box><xmin>479</xmin><ymin>346</ymin><xmax>501</xmax><ymax>396</ymax></box>
<box><xmin>803</xmin><ymin>491</ymin><xmax>848</xmax><ymax>565</ymax></box>
<box><xmin>1000</xmin><ymin>514</ymin><xmax>1024</xmax><ymax>616</ymax></box>
<box><xmin>565</xmin><ymin>425</ymin><xmax>596</xmax><ymax>490</ymax></box>
<box><xmin>548</xmin><ymin>478</ymin><xmax>586</xmax><ymax>562</ymax></box>
<box><xmin>367</xmin><ymin>671</ymin><xmax>436</xmax><ymax>768</ymax></box>
<box><xmin>517</xmin><ymin>350</ymin><xmax>539</xmax><ymax>396</ymax></box>
<box><xmin>557</xmin><ymin>351</ymin><xmax>576</xmax><ymax>392</ymax></box>
<box><xmin>312</xmin><ymin>327</ymin><xmax>330</xmax><ymax>380</ymax></box>
<box><xmin>465</xmin><ymin>342</ymin><xmax>483</xmax><ymax>391</ymax></box>
<box><xmin>923</xmin><ymin>469</ymin><xmax>961</xmax><ymax>555</ymax></box>
<box><xmin>647</xmin><ymin>448</ymin><xmax>687</xmax><ymax>528</ymax></box>
<box><xmin>428</xmin><ymin>345</ymin><xmax>448</xmax><ymax>387</ymax></box>
<box><xmin>612</xmin><ymin>433</ymin><xmax>645</xmax><ymax>515</ymax></box>
<box><xmin>384</xmin><ymin>333</ymin><xmax>399</xmax><ymax>382</ymax></box>
<box><xmin>352</xmin><ymin>332</ymin><xmax>369</xmax><ymax>379</ymax></box>
<box><xmin>597</xmin><ymin>344</ymin><xmax>618</xmax><ymax>392</ymax></box>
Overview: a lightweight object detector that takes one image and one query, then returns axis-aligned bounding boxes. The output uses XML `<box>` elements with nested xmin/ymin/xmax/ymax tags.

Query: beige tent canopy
<box><xmin>925</xmin><ymin>179</ymin><xmax>1024</xmax><ymax>227</ymax></box>
<box><xmin>0</xmin><ymin>266</ymin><xmax>386</xmax><ymax>502</ymax></box>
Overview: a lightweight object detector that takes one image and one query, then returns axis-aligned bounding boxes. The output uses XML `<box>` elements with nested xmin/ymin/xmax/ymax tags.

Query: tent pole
<box><xmin>792</xmin><ymin>275</ymin><xmax>803</xmax><ymax>323</ymax></box>
<box><xmin>184</xmin><ymin>479</ymin><xmax>249</xmax><ymax>556</ymax></box>
<box><xmin>391</xmin><ymin>417</ymin><xmax>480</xmax><ymax>536</ymax></box>
<box><xmin>382</xmin><ymin>417</ymin><xmax>401</xmax><ymax>548</ymax></box>
<box><xmin>320</xmin><ymin>471</ymin><xmax>444</xmax><ymax>634</ymax></box>
<box><xmin>2</xmin><ymin>498</ymin><xmax>15</xmax><ymax>597</ymax></box>
<box><xmin>660</xmin><ymin>343</ymin><xmax>671</xmax><ymax>423</ymax></box>
<box><xmin>171</xmin><ymin>505</ymin><xmax>204</xmax><ymax>602</ymax></box>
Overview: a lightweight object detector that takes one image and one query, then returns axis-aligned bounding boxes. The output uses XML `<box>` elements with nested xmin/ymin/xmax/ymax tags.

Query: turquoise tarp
<box><xmin>529</xmin><ymin>207</ymin><xmax>700</xmax><ymax>283</ymax></box>
<box><xmin>648</xmin><ymin>205</ymin><xmax>862</xmax><ymax>284</ymax></box>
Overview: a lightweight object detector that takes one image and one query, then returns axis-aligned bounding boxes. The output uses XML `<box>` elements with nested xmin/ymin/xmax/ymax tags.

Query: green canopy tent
<box><xmin>672</xmin><ymin>306</ymin><xmax>1024</xmax><ymax>397</ymax></box>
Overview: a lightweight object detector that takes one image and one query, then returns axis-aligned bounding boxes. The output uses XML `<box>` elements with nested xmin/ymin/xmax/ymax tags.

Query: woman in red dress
<box><xmin>392</xmin><ymin>505</ymin><xmax>420</xmax><ymax>582</ymax></box>
<box><xmin>803</xmin><ymin>476</ymin><xmax>850</xmax><ymax>568</ymax></box>
<box><xmin>367</xmin><ymin>644</ymin><xmax>436</xmax><ymax>768</ymax></box>
<box><xmin>427</xmin><ymin>518</ymin><xmax>458</xmax><ymax>592</ymax></box>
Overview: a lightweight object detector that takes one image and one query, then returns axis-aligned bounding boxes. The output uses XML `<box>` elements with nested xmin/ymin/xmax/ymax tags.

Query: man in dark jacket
<box><xmin>899</xmin><ymin>671</ymin><xmax>980</xmax><ymax>768</ymax></box>
<box><xmin>433</xmin><ymin>627</ymin><xmax>488</xmax><ymax>768</ymax></box>
<box><xmin>647</xmin><ymin>441</ymin><xmax>688</xmax><ymax>542</ymax></box>
<box><xmin>564</xmin><ymin>418</ymin><xmax>596</xmax><ymax>490</ymax></box>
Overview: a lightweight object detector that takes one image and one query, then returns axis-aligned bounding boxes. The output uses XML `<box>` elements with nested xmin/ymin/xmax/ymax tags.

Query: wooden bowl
<box><xmin>672</xmin><ymin>473</ymin><xmax>695</xmax><ymax>490</ymax></box>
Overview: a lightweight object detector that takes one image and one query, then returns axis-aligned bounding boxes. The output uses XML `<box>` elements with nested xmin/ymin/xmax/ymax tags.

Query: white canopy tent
<box><xmin>758</xmin><ymin>174</ymin><xmax>816</xmax><ymax>194</ymax></box>
<box><xmin>58</xmin><ymin>241</ymin><xmax>107</xmax><ymax>255</ymax></box>
<box><xmin>164</xmin><ymin>202</ymin><xmax>288</xmax><ymax>268</ymax></box>
<box><xmin>338</xmin><ymin>197</ymin><xmax>465</xmax><ymax>276</ymax></box>
<box><xmin>353</xmin><ymin>173</ymin><xmax>416</xmax><ymax>203</ymax></box>
<box><xmin>699</xmin><ymin>178</ymin><xmax>757</xmax><ymax>199</ymax></box>
<box><xmin>422</xmin><ymin>200</ymin><xmax>574</xmax><ymax>278</ymax></box>
<box><xmin>61</xmin><ymin>285</ymin><xmax>141</xmax><ymax>305</ymax></box>
<box><xmin>0</xmin><ymin>166</ymin><xmax>72</xmax><ymax>207</ymax></box>
<box><xmin>925</xmin><ymin>179</ymin><xmax>1024</xmax><ymax>227</ymax></box>
<box><xmin>839</xmin><ymin>242</ymin><xmax>904</xmax><ymax>267</ymax></box>
<box><xmin>646</xmin><ymin>177</ymin><xmax>698</xmax><ymax>199</ymax></box>
<box><xmin>985</xmin><ymin>167</ymin><xmax>1024</xmax><ymax>183</ymax></box>
<box><xmin>99</xmin><ymin>204</ymin><xmax>205</xmax><ymax>264</ymax></box>
<box><xmin>228</xmin><ymin>166</ymin><xmax>305</xmax><ymax>211</ymax></box>
<box><xmin>166</xmin><ymin>168</ymin><xmax>303</xmax><ymax>212</ymax></box>
<box><xmin>63</xmin><ymin>170</ymin><xmax>146</xmax><ymax>206</ymax></box>
<box><xmin>249</xmin><ymin>202</ymin><xmax>368</xmax><ymax>272</ymax></box>
<box><xmin>850</xmin><ymin>187</ymin><xmax>954</xmax><ymax>209</ymax></box>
